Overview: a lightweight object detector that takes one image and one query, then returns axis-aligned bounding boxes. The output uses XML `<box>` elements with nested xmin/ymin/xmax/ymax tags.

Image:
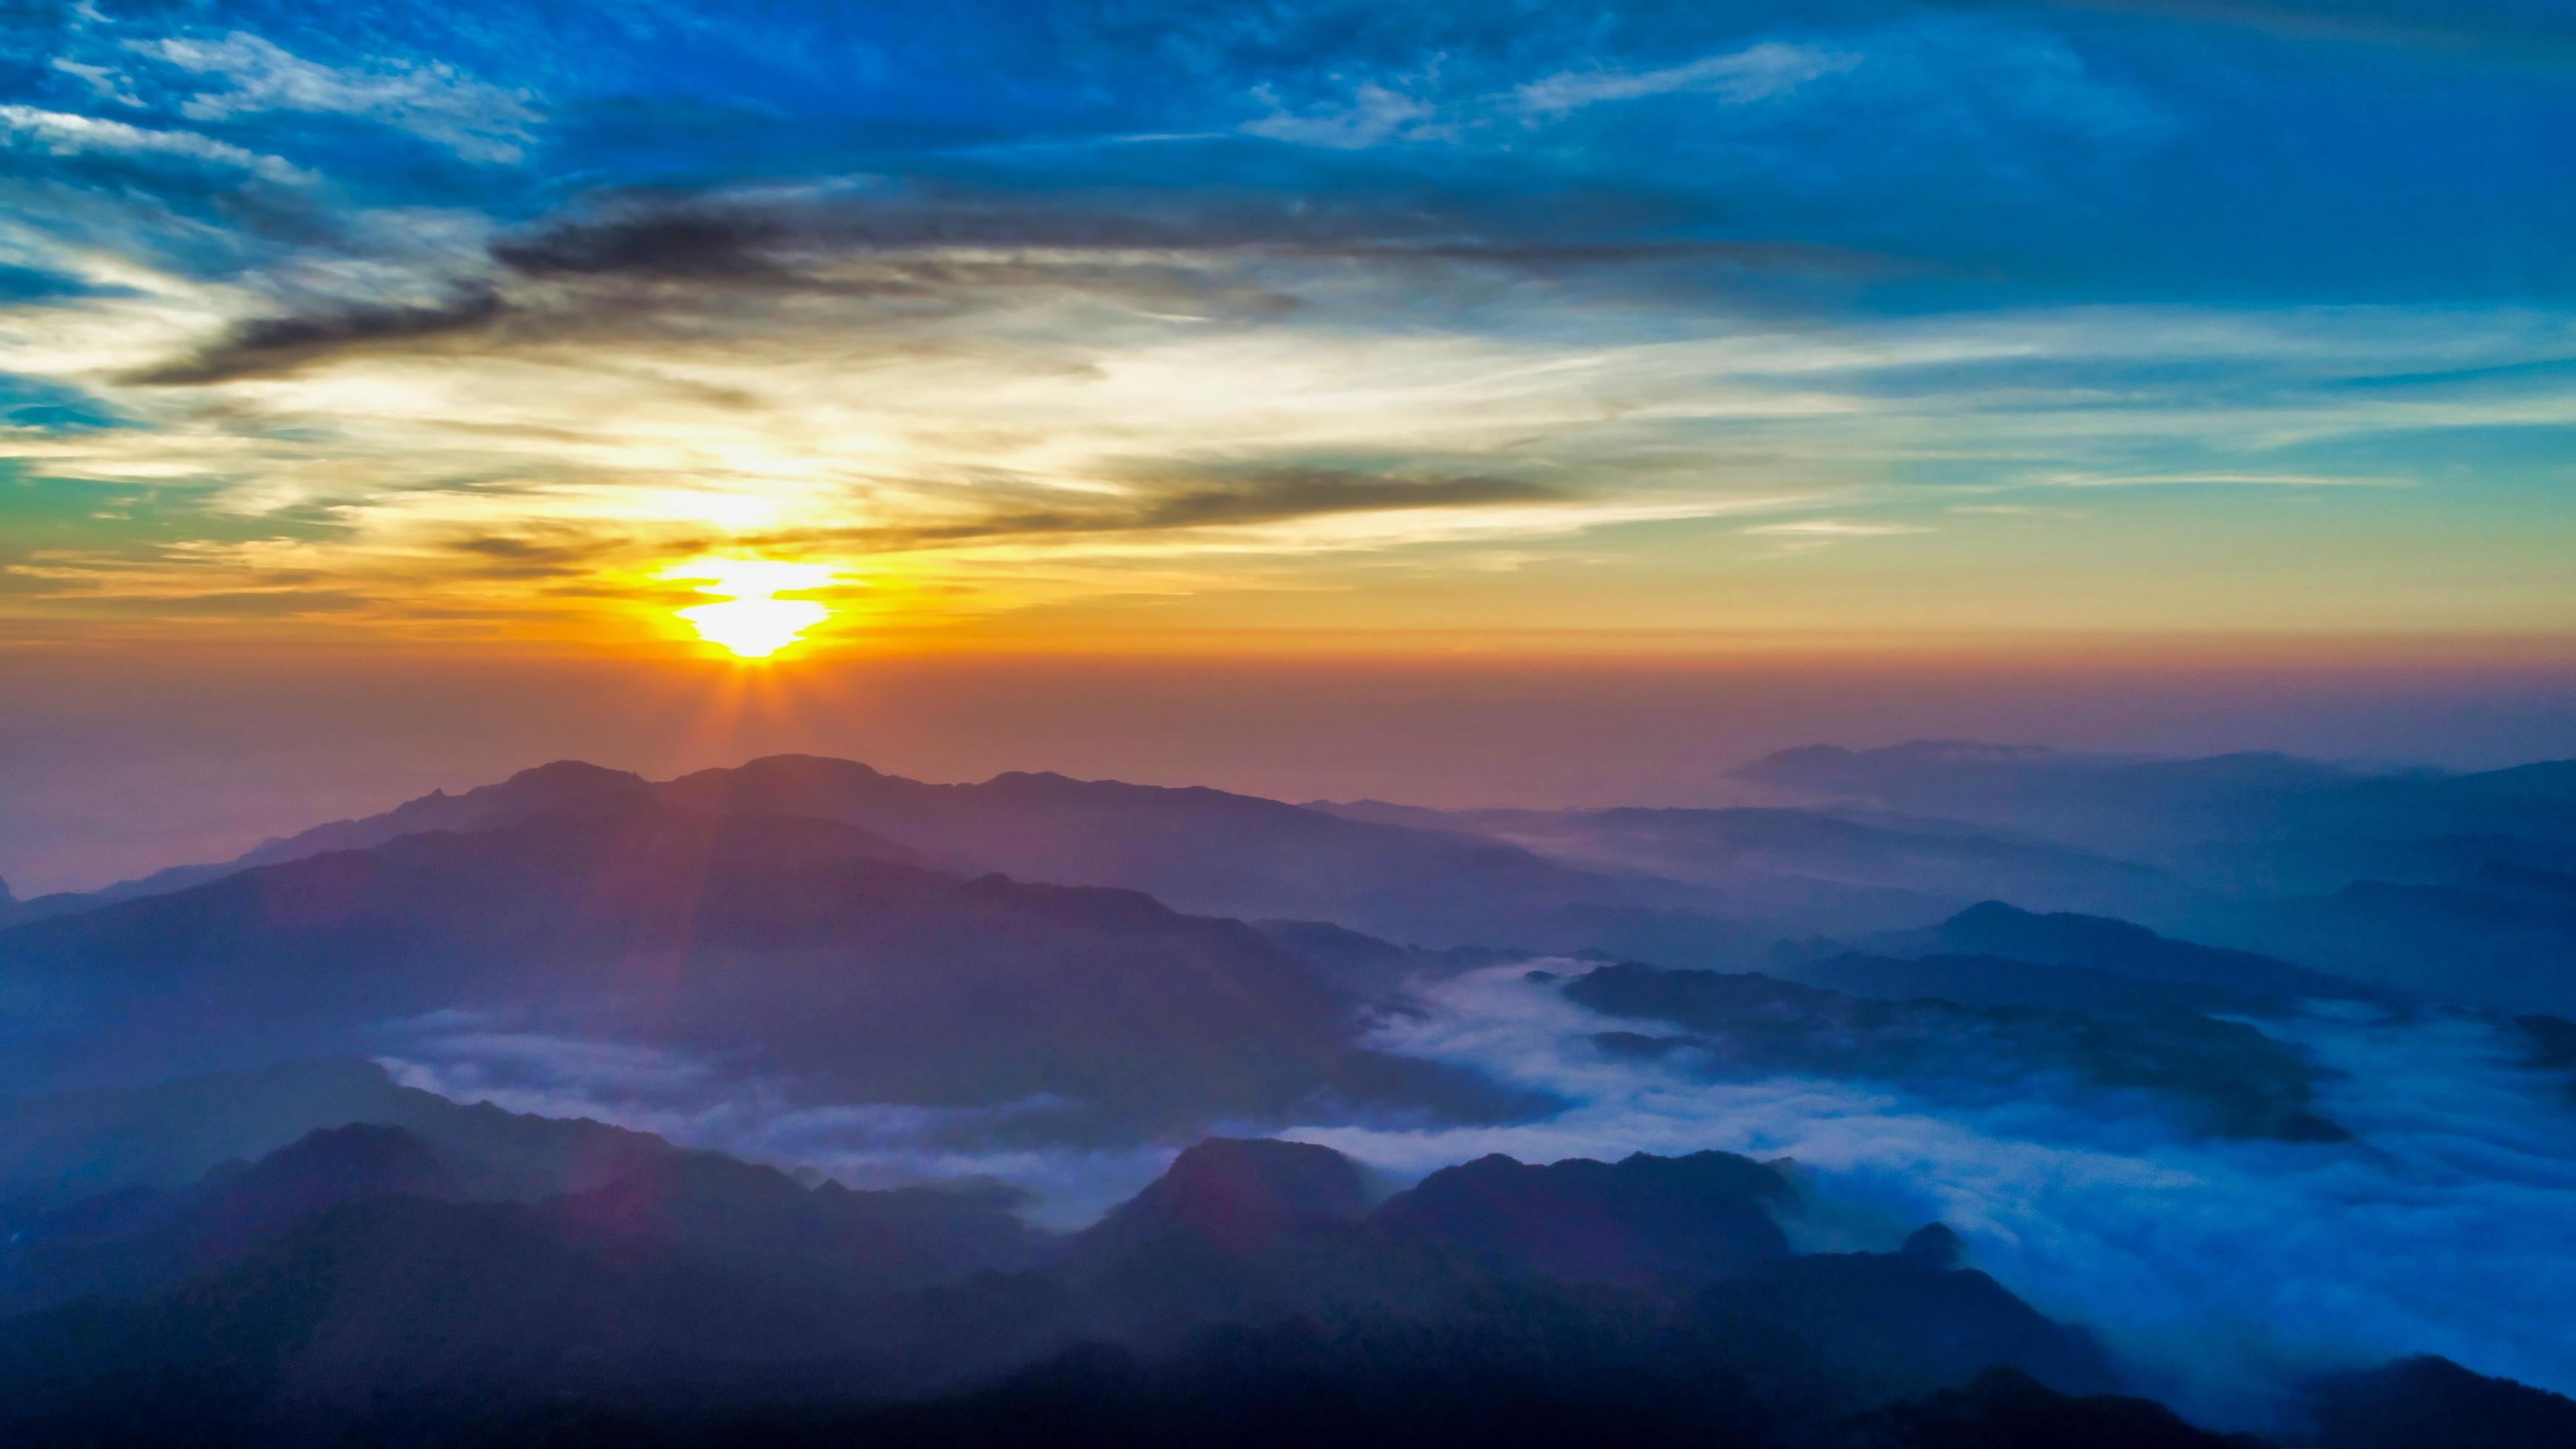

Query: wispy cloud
<box><xmin>1242</xmin><ymin>81</ymin><xmax>1445</xmax><ymax>148</ymax></box>
<box><xmin>1242</xmin><ymin>41</ymin><xmax>1857</xmax><ymax>150</ymax></box>
<box><xmin>48</xmin><ymin>59</ymin><xmax>143</xmax><ymax>109</ymax></box>
<box><xmin>0</xmin><ymin>103</ymin><xmax>313</xmax><ymax>184</ymax></box>
<box><xmin>1738</xmin><ymin>518</ymin><xmax>1936</xmax><ymax>554</ymax></box>
<box><xmin>131</xmin><ymin>31</ymin><xmax>540</xmax><ymax>163</ymax></box>
<box><xmin>1516</xmin><ymin>41</ymin><xmax>1860</xmax><ymax>115</ymax></box>
<box><xmin>2038</xmin><ymin>471</ymin><xmax>2414</xmax><ymax>488</ymax></box>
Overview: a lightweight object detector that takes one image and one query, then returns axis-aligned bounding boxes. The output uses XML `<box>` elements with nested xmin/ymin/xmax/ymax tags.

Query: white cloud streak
<box><xmin>1516</xmin><ymin>42</ymin><xmax>1862</xmax><ymax>115</ymax></box>
<box><xmin>132</xmin><ymin>31</ymin><xmax>540</xmax><ymax>163</ymax></box>
<box><xmin>0</xmin><ymin>103</ymin><xmax>313</xmax><ymax>184</ymax></box>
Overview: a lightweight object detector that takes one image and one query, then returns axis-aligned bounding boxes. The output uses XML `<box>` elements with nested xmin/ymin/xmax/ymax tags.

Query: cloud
<box><xmin>375</xmin><ymin>1018</ymin><xmax>1166</xmax><ymax>1228</ymax></box>
<box><xmin>365</xmin><ymin>960</ymin><xmax>2576</xmax><ymax>1414</ymax></box>
<box><xmin>1242</xmin><ymin>81</ymin><xmax>1445</xmax><ymax>148</ymax></box>
<box><xmin>132</xmin><ymin>31</ymin><xmax>540</xmax><ymax>163</ymax></box>
<box><xmin>1281</xmin><ymin>968</ymin><xmax>2576</xmax><ymax>1429</ymax></box>
<box><xmin>1516</xmin><ymin>41</ymin><xmax>1861</xmax><ymax>115</ymax></box>
<box><xmin>912</xmin><ymin>467</ymin><xmax>1572</xmax><ymax>540</ymax></box>
<box><xmin>125</xmin><ymin>288</ymin><xmax>507</xmax><ymax>385</ymax></box>
<box><xmin>1141</xmin><ymin>469</ymin><xmax>1560</xmax><ymax>527</ymax></box>
<box><xmin>439</xmin><ymin>528</ymin><xmax>638</xmax><ymax>580</ymax></box>
<box><xmin>0</xmin><ymin>103</ymin><xmax>313</xmax><ymax>185</ymax></box>
<box><xmin>1742</xmin><ymin>518</ymin><xmax>1933</xmax><ymax>552</ymax></box>
<box><xmin>482</xmin><ymin>186</ymin><xmax>1866</xmax><ymax>278</ymax></box>
<box><xmin>1236</xmin><ymin>41</ymin><xmax>1858</xmax><ymax>152</ymax></box>
<box><xmin>49</xmin><ymin>59</ymin><xmax>143</xmax><ymax>109</ymax></box>
<box><xmin>1742</xmin><ymin>519</ymin><xmax>1931</xmax><ymax>536</ymax></box>
<box><xmin>491</xmin><ymin>206</ymin><xmax>800</xmax><ymax>281</ymax></box>
<box><xmin>2038</xmin><ymin>471</ymin><xmax>2413</xmax><ymax>488</ymax></box>
<box><xmin>2041</xmin><ymin>0</ymin><xmax>2576</xmax><ymax>59</ymax></box>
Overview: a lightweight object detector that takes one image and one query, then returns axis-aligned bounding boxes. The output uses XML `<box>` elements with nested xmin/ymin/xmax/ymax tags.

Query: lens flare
<box><xmin>667</xmin><ymin>557</ymin><xmax>835</xmax><ymax>658</ymax></box>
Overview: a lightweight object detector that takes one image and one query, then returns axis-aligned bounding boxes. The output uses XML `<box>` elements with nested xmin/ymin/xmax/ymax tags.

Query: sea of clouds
<box><xmin>382</xmin><ymin>963</ymin><xmax>2576</xmax><ymax>1428</ymax></box>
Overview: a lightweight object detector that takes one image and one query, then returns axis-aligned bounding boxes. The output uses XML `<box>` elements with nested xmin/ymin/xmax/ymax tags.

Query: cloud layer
<box><xmin>0</xmin><ymin>0</ymin><xmax>2569</xmax><ymax>651</ymax></box>
<box><xmin>373</xmin><ymin>963</ymin><xmax>2576</xmax><ymax>1431</ymax></box>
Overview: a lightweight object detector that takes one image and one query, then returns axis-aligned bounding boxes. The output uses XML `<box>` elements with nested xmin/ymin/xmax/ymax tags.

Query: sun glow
<box><xmin>667</xmin><ymin>557</ymin><xmax>836</xmax><ymax>658</ymax></box>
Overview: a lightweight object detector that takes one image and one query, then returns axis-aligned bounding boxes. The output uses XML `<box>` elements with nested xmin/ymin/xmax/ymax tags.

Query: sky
<box><xmin>3</xmin><ymin>1</ymin><xmax>2574</xmax><ymax>887</ymax></box>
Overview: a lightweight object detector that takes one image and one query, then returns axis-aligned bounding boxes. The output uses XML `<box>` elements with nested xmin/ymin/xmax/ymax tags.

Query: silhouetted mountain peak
<box><xmin>1948</xmin><ymin>897</ymin><xmax>2152</xmax><ymax>946</ymax></box>
<box><xmin>1377</xmin><ymin>1149</ymin><xmax>1792</xmax><ymax>1283</ymax></box>
<box><xmin>1089</xmin><ymin>1138</ymin><xmax>1369</xmax><ymax>1255</ymax></box>
<box><xmin>363</xmin><ymin>759</ymin><xmax>650</xmax><ymax>827</ymax></box>
<box><xmin>720</xmin><ymin>753</ymin><xmax>892</xmax><ymax>786</ymax></box>
<box><xmin>488</xmin><ymin>758</ymin><xmax>648</xmax><ymax>797</ymax></box>
<box><xmin>194</xmin><ymin>1124</ymin><xmax>461</xmax><ymax>1246</ymax></box>
<box><xmin>1901</xmin><ymin>1222</ymin><xmax>1966</xmax><ymax>1269</ymax></box>
<box><xmin>1921</xmin><ymin>900</ymin><xmax>2371</xmax><ymax>1002</ymax></box>
<box><xmin>223</xmin><ymin>1123</ymin><xmax>452</xmax><ymax>1199</ymax></box>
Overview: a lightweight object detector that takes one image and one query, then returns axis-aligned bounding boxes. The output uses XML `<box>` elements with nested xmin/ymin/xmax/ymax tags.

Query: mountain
<box><xmin>1820</xmin><ymin>1367</ymin><xmax>2261</xmax><ymax>1448</ymax></box>
<box><xmin>1777</xmin><ymin>952</ymin><xmax>2289</xmax><ymax>1020</ymax></box>
<box><xmin>1074</xmin><ymin>1137</ymin><xmax>1372</xmax><ymax>1259</ymax></box>
<box><xmin>2297</xmin><ymin>1355</ymin><xmax>2576</xmax><ymax>1449</ymax></box>
<box><xmin>29</xmin><ymin>754</ymin><xmax>1762</xmax><ymax>968</ymax></box>
<box><xmin>11</xmin><ymin>1105</ymin><xmax>2563</xmax><ymax>1448</ymax></box>
<box><xmin>654</xmin><ymin>755</ymin><xmax>1763</xmax><ymax>958</ymax></box>
<box><xmin>2216</xmin><ymin>879</ymin><xmax>2576</xmax><ymax>1015</ymax></box>
<box><xmin>0</xmin><ymin>1123</ymin><xmax>463</xmax><ymax>1314</ymax></box>
<box><xmin>1735</xmin><ymin>742</ymin><xmax>2363</xmax><ymax>849</ymax></box>
<box><xmin>1738</xmin><ymin>743</ymin><xmax>2576</xmax><ymax>868</ymax></box>
<box><xmin>4</xmin><ymin>761</ymin><xmax>665</xmax><ymax>925</ymax></box>
<box><xmin>1</xmin><ymin>1107</ymin><xmax>1041</xmax><ymax>1319</ymax></box>
<box><xmin>0</xmin><ymin>1134</ymin><xmax>2134</xmax><ymax>1446</ymax></box>
<box><xmin>1318</xmin><ymin>799</ymin><xmax>2172</xmax><ymax>926</ymax></box>
<box><xmin>1863</xmin><ymin>902</ymin><xmax>2377</xmax><ymax>1005</ymax></box>
<box><xmin>0</xmin><ymin>1192</ymin><xmax>872</xmax><ymax>1445</ymax></box>
<box><xmin>0</xmin><ymin>806</ymin><xmax>1524</xmax><ymax>1136</ymax></box>
<box><xmin>1372</xmin><ymin>1150</ymin><xmax>1792</xmax><ymax>1286</ymax></box>
<box><xmin>0</xmin><ymin>1056</ymin><xmax>434</xmax><ymax>1198</ymax></box>
<box><xmin>1560</xmin><ymin>962</ymin><xmax>2348</xmax><ymax>1141</ymax></box>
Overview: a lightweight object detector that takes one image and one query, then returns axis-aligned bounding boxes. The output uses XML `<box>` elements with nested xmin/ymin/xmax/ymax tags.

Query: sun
<box><xmin>665</xmin><ymin>557</ymin><xmax>836</xmax><ymax>659</ymax></box>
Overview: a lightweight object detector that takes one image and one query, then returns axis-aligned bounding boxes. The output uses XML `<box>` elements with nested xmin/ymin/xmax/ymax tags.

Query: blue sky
<box><xmin>1</xmin><ymin>0</ymin><xmax>2572</xmax><ymax>648</ymax></box>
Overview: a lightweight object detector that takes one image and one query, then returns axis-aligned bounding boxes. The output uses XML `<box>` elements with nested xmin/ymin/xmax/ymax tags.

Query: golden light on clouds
<box><xmin>667</xmin><ymin>557</ymin><xmax>835</xmax><ymax>659</ymax></box>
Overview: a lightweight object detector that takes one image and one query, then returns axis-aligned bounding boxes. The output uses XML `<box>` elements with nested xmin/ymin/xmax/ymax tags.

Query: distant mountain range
<box><xmin>1735</xmin><ymin>742</ymin><xmax>2576</xmax><ymax>855</ymax></box>
<box><xmin>13</xmin><ymin>743</ymin><xmax>2576</xmax><ymax>1014</ymax></box>
<box><xmin>1317</xmin><ymin>796</ymin><xmax>2175</xmax><ymax>924</ymax></box>
<box><xmin>1728</xmin><ymin>743</ymin><xmax>2576</xmax><ymax>1011</ymax></box>
<box><xmin>4</xmin><ymin>754</ymin><xmax>1768</xmax><ymax>966</ymax></box>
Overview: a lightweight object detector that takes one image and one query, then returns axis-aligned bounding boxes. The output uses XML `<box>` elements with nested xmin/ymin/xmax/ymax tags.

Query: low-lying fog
<box><xmin>382</xmin><ymin>964</ymin><xmax>2576</xmax><ymax>1430</ymax></box>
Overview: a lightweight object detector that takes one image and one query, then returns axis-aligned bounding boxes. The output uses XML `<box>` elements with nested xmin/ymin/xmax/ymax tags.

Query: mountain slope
<box><xmin>1</xmin><ymin>1115</ymin><xmax>1040</xmax><ymax>1318</ymax></box>
<box><xmin>1561</xmin><ymin>962</ymin><xmax>2348</xmax><ymax>1141</ymax></box>
<box><xmin>657</xmin><ymin>755</ymin><xmax>1739</xmax><ymax>953</ymax></box>
<box><xmin>1869</xmin><ymin>902</ymin><xmax>2376</xmax><ymax>1004</ymax></box>
<box><xmin>0</xmin><ymin>806</ymin><xmax>1514</xmax><ymax>1134</ymax></box>
<box><xmin>1319</xmin><ymin>799</ymin><xmax>2170</xmax><ymax>924</ymax></box>
<box><xmin>0</xmin><ymin>1137</ymin><xmax>2131</xmax><ymax>1445</ymax></box>
<box><xmin>27</xmin><ymin>754</ymin><xmax>1755</xmax><ymax>965</ymax></box>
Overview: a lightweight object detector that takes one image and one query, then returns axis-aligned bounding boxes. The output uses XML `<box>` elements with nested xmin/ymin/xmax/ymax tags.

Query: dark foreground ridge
<box><xmin>4</xmin><ymin>1107</ymin><xmax>2571</xmax><ymax>1448</ymax></box>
